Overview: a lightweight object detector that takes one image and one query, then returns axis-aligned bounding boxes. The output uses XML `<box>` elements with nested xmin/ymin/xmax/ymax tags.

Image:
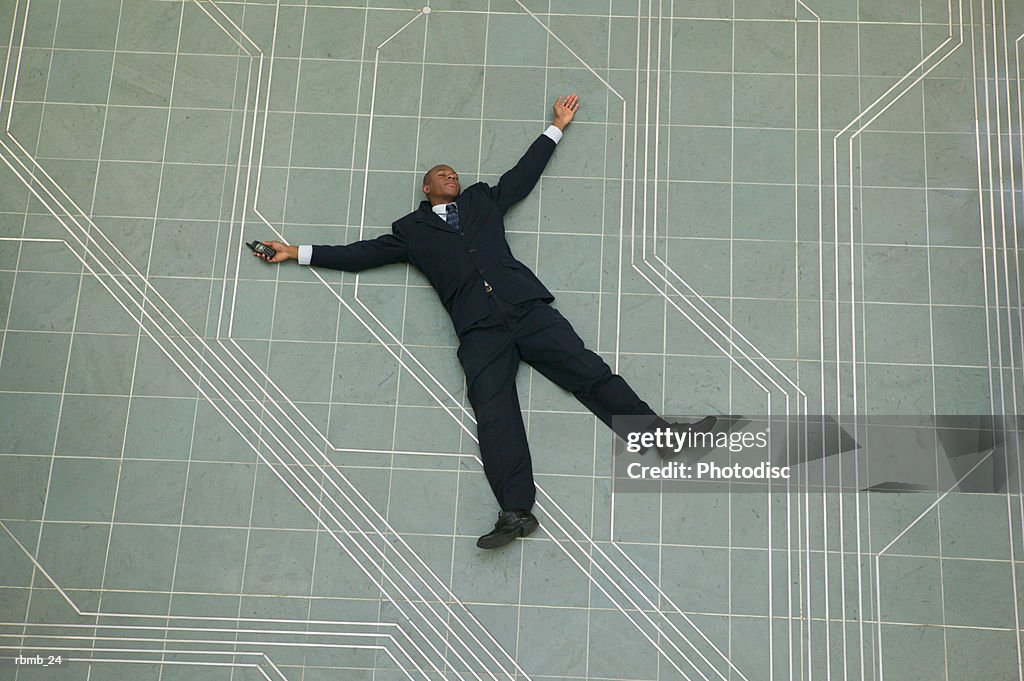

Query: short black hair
<box><xmin>422</xmin><ymin>164</ymin><xmax>454</xmax><ymax>188</ymax></box>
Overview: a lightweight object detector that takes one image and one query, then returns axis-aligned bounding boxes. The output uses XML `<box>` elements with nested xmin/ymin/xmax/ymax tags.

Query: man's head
<box><xmin>422</xmin><ymin>164</ymin><xmax>461</xmax><ymax>205</ymax></box>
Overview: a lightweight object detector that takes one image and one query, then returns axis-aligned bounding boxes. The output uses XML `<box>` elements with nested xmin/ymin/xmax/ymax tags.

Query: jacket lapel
<box><xmin>413</xmin><ymin>200</ymin><xmax>459</xmax><ymax>233</ymax></box>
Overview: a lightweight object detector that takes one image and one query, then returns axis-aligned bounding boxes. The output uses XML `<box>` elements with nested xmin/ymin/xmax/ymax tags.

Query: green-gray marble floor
<box><xmin>1</xmin><ymin>0</ymin><xmax>1022</xmax><ymax>679</ymax></box>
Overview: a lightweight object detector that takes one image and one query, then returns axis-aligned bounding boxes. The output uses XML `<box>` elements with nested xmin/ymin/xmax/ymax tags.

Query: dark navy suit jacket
<box><xmin>309</xmin><ymin>133</ymin><xmax>557</xmax><ymax>335</ymax></box>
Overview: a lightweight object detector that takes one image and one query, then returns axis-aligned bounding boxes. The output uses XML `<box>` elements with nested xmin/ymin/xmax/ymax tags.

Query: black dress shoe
<box><xmin>476</xmin><ymin>509</ymin><xmax>539</xmax><ymax>549</ymax></box>
<box><xmin>658</xmin><ymin>415</ymin><xmax>718</xmax><ymax>458</ymax></box>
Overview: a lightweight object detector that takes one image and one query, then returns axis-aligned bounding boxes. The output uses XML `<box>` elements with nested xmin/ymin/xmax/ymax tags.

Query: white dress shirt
<box><xmin>296</xmin><ymin>125</ymin><xmax>562</xmax><ymax>265</ymax></box>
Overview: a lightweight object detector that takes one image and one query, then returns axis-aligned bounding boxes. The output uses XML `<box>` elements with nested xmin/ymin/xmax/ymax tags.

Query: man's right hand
<box><xmin>253</xmin><ymin>240</ymin><xmax>298</xmax><ymax>264</ymax></box>
<box><xmin>552</xmin><ymin>93</ymin><xmax>579</xmax><ymax>131</ymax></box>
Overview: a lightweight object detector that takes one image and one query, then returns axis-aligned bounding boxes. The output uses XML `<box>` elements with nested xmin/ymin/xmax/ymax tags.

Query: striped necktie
<box><xmin>445</xmin><ymin>203</ymin><xmax>460</xmax><ymax>233</ymax></box>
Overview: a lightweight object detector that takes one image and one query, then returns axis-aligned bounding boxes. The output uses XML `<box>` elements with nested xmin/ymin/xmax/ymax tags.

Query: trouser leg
<box><xmin>457</xmin><ymin>324</ymin><xmax>536</xmax><ymax>511</ymax></box>
<box><xmin>513</xmin><ymin>302</ymin><xmax>668</xmax><ymax>440</ymax></box>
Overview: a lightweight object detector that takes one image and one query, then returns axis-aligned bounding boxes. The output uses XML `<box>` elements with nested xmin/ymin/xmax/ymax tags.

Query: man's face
<box><xmin>423</xmin><ymin>165</ymin><xmax>460</xmax><ymax>203</ymax></box>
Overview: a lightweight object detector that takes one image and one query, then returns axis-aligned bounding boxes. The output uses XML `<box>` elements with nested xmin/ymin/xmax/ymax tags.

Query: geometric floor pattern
<box><xmin>0</xmin><ymin>0</ymin><xmax>1022</xmax><ymax>679</ymax></box>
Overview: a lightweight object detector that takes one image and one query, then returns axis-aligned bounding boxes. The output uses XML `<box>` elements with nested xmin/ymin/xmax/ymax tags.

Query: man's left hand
<box><xmin>552</xmin><ymin>93</ymin><xmax>579</xmax><ymax>131</ymax></box>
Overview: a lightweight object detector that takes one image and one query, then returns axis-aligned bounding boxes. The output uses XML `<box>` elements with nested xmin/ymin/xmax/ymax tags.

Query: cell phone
<box><xmin>247</xmin><ymin>240</ymin><xmax>276</xmax><ymax>258</ymax></box>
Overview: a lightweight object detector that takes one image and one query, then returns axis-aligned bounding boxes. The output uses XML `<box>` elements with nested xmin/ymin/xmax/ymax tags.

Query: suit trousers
<box><xmin>456</xmin><ymin>291</ymin><xmax>665</xmax><ymax>512</ymax></box>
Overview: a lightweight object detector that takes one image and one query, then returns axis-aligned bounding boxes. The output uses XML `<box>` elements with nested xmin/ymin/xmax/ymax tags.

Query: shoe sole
<box><xmin>691</xmin><ymin>415</ymin><xmax>717</xmax><ymax>433</ymax></box>
<box><xmin>476</xmin><ymin>518</ymin><xmax>539</xmax><ymax>549</ymax></box>
<box><xmin>521</xmin><ymin>517</ymin><xmax>539</xmax><ymax>537</ymax></box>
<box><xmin>657</xmin><ymin>415</ymin><xmax>719</xmax><ymax>458</ymax></box>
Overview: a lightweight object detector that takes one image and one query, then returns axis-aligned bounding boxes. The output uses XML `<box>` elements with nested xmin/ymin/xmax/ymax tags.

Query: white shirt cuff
<box><xmin>298</xmin><ymin>245</ymin><xmax>312</xmax><ymax>265</ymax></box>
<box><xmin>543</xmin><ymin>125</ymin><xmax>563</xmax><ymax>144</ymax></box>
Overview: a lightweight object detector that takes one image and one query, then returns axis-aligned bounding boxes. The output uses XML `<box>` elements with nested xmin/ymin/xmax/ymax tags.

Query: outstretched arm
<box><xmin>254</xmin><ymin>230</ymin><xmax>408</xmax><ymax>272</ymax></box>
<box><xmin>489</xmin><ymin>94</ymin><xmax>580</xmax><ymax>213</ymax></box>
